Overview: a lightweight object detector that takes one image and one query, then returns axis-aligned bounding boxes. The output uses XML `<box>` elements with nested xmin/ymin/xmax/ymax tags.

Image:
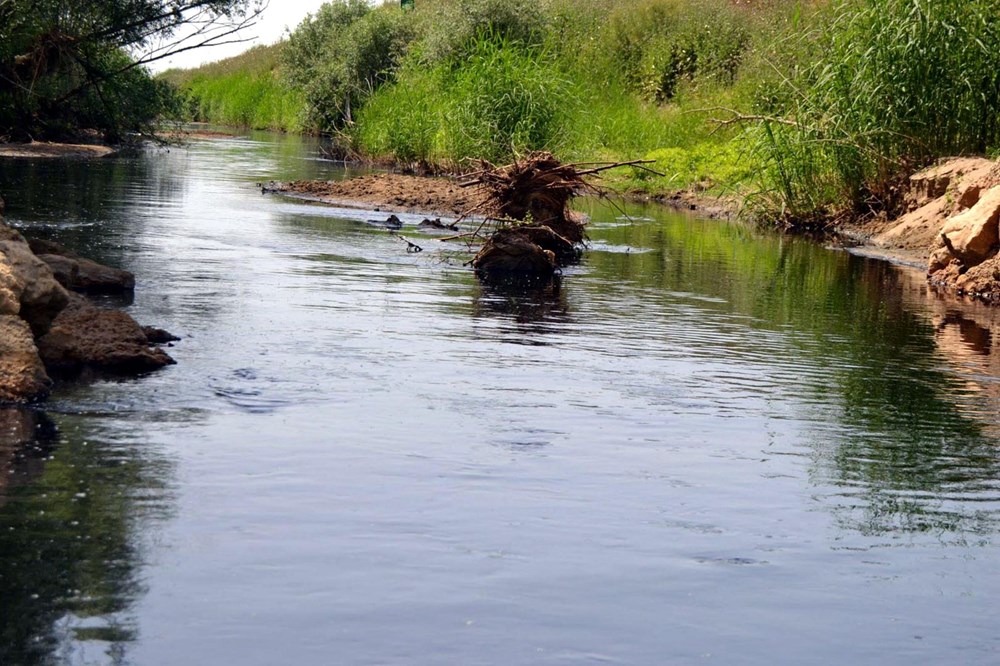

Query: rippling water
<box><xmin>2</xmin><ymin>133</ymin><xmax>1000</xmax><ymax>664</ymax></box>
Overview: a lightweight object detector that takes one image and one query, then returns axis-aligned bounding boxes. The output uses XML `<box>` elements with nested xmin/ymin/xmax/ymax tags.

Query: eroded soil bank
<box><xmin>840</xmin><ymin>157</ymin><xmax>1000</xmax><ymax>301</ymax></box>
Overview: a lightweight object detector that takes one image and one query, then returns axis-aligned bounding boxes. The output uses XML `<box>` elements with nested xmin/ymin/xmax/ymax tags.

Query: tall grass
<box><xmin>352</xmin><ymin>0</ymin><xmax>771</xmax><ymax>182</ymax></box>
<box><xmin>160</xmin><ymin>44</ymin><xmax>306</xmax><ymax>132</ymax></box>
<box><xmin>355</xmin><ymin>34</ymin><xmax>572</xmax><ymax>164</ymax></box>
<box><xmin>756</xmin><ymin>0</ymin><xmax>1000</xmax><ymax>220</ymax></box>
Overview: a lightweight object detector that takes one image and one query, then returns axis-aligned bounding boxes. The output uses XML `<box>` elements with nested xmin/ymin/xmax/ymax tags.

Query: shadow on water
<box><xmin>0</xmin><ymin>408</ymin><xmax>176</xmax><ymax>665</ymax></box>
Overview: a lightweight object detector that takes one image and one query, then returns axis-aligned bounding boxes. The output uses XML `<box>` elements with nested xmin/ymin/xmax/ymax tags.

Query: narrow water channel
<box><xmin>1</xmin><ymin>133</ymin><xmax>999</xmax><ymax>665</ymax></box>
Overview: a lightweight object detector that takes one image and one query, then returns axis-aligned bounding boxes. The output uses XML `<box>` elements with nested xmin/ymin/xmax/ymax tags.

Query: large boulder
<box><xmin>37</xmin><ymin>296</ymin><xmax>175</xmax><ymax>374</ymax></box>
<box><xmin>936</xmin><ymin>185</ymin><xmax>1000</xmax><ymax>266</ymax></box>
<box><xmin>0</xmin><ymin>239</ymin><xmax>69</xmax><ymax>336</ymax></box>
<box><xmin>0</xmin><ymin>315</ymin><xmax>51</xmax><ymax>404</ymax></box>
<box><xmin>28</xmin><ymin>238</ymin><xmax>135</xmax><ymax>293</ymax></box>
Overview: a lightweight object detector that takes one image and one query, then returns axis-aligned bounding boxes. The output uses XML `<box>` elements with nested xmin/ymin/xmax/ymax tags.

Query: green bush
<box><xmin>354</xmin><ymin>65</ymin><xmax>447</xmax><ymax>162</ymax></box>
<box><xmin>162</xmin><ymin>44</ymin><xmax>306</xmax><ymax>132</ymax></box>
<box><xmin>355</xmin><ymin>34</ymin><xmax>572</xmax><ymax>164</ymax></box>
<box><xmin>415</xmin><ymin>0</ymin><xmax>546</xmax><ymax>64</ymax></box>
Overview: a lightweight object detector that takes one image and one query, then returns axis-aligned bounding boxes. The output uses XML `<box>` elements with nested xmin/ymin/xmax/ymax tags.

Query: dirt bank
<box><xmin>0</xmin><ymin>142</ymin><xmax>116</xmax><ymax>159</ymax></box>
<box><xmin>265</xmin><ymin>174</ymin><xmax>487</xmax><ymax>217</ymax></box>
<box><xmin>837</xmin><ymin>157</ymin><xmax>1000</xmax><ymax>300</ymax></box>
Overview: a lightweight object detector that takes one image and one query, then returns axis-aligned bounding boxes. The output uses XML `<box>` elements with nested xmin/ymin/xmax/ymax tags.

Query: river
<box><xmin>1</xmin><ymin>132</ymin><xmax>999</xmax><ymax>665</ymax></box>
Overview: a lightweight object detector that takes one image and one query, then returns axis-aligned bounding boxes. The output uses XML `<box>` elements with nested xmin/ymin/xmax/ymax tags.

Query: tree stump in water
<box><xmin>473</xmin><ymin>228</ymin><xmax>558</xmax><ymax>276</ymax></box>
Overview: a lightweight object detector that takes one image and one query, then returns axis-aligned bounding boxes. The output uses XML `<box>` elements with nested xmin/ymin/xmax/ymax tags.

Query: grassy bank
<box><xmin>160</xmin><ymin>45</ymin><xmax>307</xmax><ymax>133</ymax></box>
<box><xmin>164</xmin><ymin>0</ymin><xmax>1000</xmax><ymax>224</ymax></box>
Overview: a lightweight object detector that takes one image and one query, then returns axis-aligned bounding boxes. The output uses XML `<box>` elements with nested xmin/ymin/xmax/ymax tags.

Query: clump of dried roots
<box><xmin>462</xmin><ymin>152</ymin><xmax>652</xmax><ymax>276</ymax></box>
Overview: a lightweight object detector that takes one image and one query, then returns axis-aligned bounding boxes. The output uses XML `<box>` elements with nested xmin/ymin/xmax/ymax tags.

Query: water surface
<box><xmin>1</xmin><ymin>133</ymin><xmax>999</xmax><ymax>665</ymax></box>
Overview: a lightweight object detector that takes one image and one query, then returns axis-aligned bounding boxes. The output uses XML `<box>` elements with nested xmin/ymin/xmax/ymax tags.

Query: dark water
<box><xmin>2</xmin><ymin>133</ymin><xmax>1000</xmax><ymax>665</ymax></box>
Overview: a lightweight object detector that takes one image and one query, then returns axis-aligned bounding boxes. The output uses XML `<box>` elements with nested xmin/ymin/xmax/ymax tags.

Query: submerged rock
<box><xmin>142</xmin><ymin>326</ymin><xmax>181</xmax><ymax>344</ymax></box>
<box><xmin>28</xmin><ymin>238</ymin><xmax>135</xmax><ymax>293</ymax></box>
<box><xmin>0</xmin><ymin>315</ymin><xmax>51</xmax><ymax>404</ymax></box>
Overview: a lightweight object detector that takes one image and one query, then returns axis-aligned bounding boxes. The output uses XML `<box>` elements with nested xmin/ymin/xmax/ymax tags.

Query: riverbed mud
<box><xmin>265</xmin><ymin>173</ymin><xmax>487</xmax><ymax>217</ymax></box>
<box><xmin>0</xmin><ymin>142</ymin><xmax>116</xmax><ymax>159</ymax></box>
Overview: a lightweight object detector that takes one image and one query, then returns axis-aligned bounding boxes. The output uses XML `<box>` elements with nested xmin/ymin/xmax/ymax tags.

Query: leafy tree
<box><xmin>0</xmin><ymin>0</ymin><xmax>265</xmax><ymax>141</ymax></box>
<box><xmin>282</xmin><ymin>0</ymin><xmax>414</xmax><ymax>131</ymax></box>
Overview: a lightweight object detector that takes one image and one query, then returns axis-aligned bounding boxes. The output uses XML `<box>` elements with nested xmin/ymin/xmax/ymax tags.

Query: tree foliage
<box><xmin>282</xmin><ymin>0</ymin><xmax>414</xmax><ymax>131</ymax></box>
<box><xmin>0</xmin><ymin>0</ymin><xmax>264</xmax><ymax>141</ymax></box>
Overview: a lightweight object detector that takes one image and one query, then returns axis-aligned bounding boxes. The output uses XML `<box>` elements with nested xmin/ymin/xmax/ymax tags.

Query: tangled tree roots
<box><xmin>471</xmin><ymin>225</ymin><xmax>582</xmax><ymax>276</ymax></box>
<box><xmin>465</xmin><ymin>152</ymin><xmax>590</xmax><ymax>276</ymax></box>
<box><xmin>464</xmin><ymin>152</ymin><xmax>589</xmax><ymax>243</ymax></box>
<box><xmin>463</xmin><ymin>152</ymin><xmax>653</xmax><ymax>277</ymax></box>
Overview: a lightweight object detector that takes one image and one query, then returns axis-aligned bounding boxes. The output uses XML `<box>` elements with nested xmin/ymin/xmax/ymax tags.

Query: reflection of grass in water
<box><xmin>579</xmin><ymin>201</ymin><xmax>1000</xmax><ymax>536</ymax></box>
<box><xmin>72</xmin><ymin>625</ymin><xmax>138</xmax><ymax>643</ymax></box>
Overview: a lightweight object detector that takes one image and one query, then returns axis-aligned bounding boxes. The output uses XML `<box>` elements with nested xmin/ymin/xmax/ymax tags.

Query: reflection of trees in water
<box><xmin>472</xmin><ymin>275</ymin><xmax>571</xmax><ymax>335</ymax></box>
<box><xmin>0</xmin><ymin>409</ymin><xmax>58</xmax><ymax>508</ymax></box>
<box><xmin>0</xmin><ymin>152</ymin><xmax>183</xmax><ymax>270</ymax></box>
<box><xmin>582</xmin><ymin>199</ymin><xmax>1000</xmax><ymax>538</ymax></box>
<box><xmin>0</xmin><ymin>411</ymin><xmax>175</xmax><ymax>665</ymax></box>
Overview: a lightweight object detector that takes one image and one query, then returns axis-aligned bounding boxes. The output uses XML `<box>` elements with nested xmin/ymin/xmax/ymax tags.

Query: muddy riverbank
<box><xmin>267</xmin><ymin>161</ymin><xmax>1000</xmax><ymax>302</ymax></box>
<box><xmin>0</xmin><ymin>142</ymin><xmax>116</xmax><ymax>159</ymax></box>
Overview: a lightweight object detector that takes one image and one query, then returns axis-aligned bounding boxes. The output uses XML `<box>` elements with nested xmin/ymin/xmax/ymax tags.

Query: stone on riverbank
<box><xmin>0</xmin><ymin>238</ymin><xmax>70</xmax><ymax>336</ymax></box>
<box><xmin>928</xmin><ymin>185</ymin><xmax>1000</xmax><ymax>294</ymax></box>
<box><xmin>37</xmin><ymin>295</ymin><xmax>175</xmax><ymax>374</ymax></box>
<box><xmin>0</xmin><ymin>216</ymin><xmax>174</xmax><ymax>403</ymax></box>
<box><xmin>935</xmin><ymin>185</ymin><xmax>1000</xmax><ymax>265</ymax></box>
<box><xmin>0</xmin><ymin>315</ymin><xmax>51</xmax><ymax>403</ymax></box>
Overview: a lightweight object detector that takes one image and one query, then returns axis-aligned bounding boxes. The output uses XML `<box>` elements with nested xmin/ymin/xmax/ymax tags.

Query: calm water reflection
<box><xmin>1</xmin><ymin>132</ymin><xmax>999</xmax><ymax>664</ymax></box>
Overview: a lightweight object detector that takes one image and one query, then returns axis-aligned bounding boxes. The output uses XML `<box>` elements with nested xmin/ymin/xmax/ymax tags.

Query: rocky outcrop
<box><xmin>37</xmin><ymin>295</ymin><xmax>175</xmax><ymax>374</ymax></box>
<box><xmin>929</xmin><ymin>185</ymin><xmax>1000</xmax><ymax>296</ymax></box>
<box><xmin>0</xmin><ymin>315</ymin><xmax>51</xmax><ymax>403</ymax></box>
<box><xmin>0</xmin><ymin>238</ymin><xmax>70</xmax><ymax>336</ymax></box>
<box><xmin>903</xmin><ymin>157</ymin><xmax>995</xmax><ymax>211</ymax></box>
<box><xmin>873</xmin><ymin>158</ymin><xmax>996</xmax><ymax>256</ymax></box>
<box><xmin>0</xmin><ymin>215</ymin><xmax>174</xmax><ymax>403</ymax></box>
<box><xmin>28</xmin><ymin>238</ymin><xmax>135</xmax><ymax>293</ymax></box>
